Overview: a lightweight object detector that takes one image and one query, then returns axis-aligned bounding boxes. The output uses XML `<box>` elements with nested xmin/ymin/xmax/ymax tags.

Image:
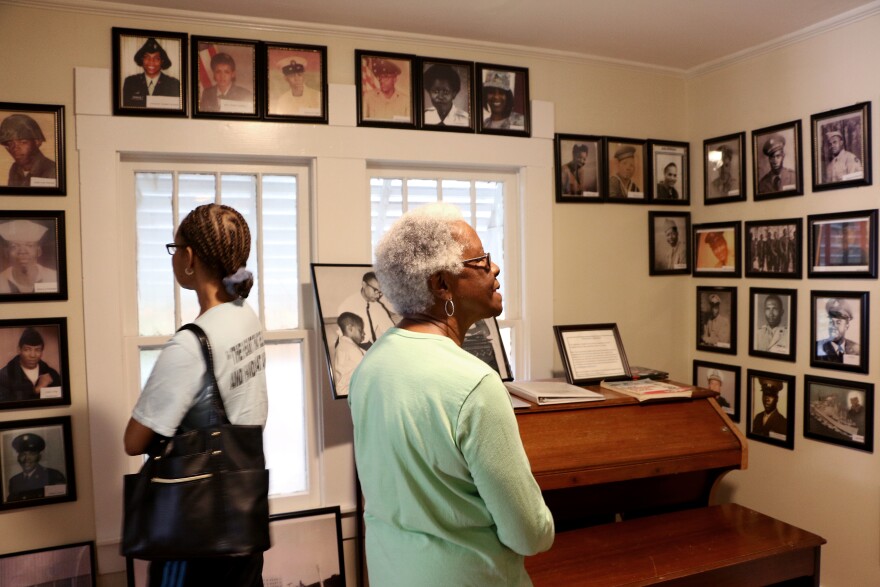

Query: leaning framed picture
<box><xmin>744</xmin><ymin>218</ymin><xmax>802</xmax><ymax>279</ymax></box>
<box><xmin>356</xmin><ymin>50</ymin><xmax>417</xmax><ymax>129</ymax></box>
<box><xmin>0</xmin><ymin>541</ymin><xmax>95</xmax><ymax>586</ymax></box>
<box><xmin>810</xmin><ymin>101</ymin><xmax>871</xmax><ymax>192</ymax></box>
<box><xmin>112</xmin><ymin>27</ymin><xmax>187</xmax><ymax>117</ymax></box>
<box><xmin>0</xmin><ymin>103</ymin><xmax>66</xmax><ymax>196</ymax></box>
<box><xmin>263</xmin><ymin>506</ymin><xmax>346</xmax><ymax>586</ymax></box>
<box><xmin>0</xmin><ymin>210</ymin><xmax>67</xmax><ymax>301</ymax></box>
<box><xmin>648</xmin><ymin>211</ymin><xmax>690</xmax><ymax>275</ymax></box>
<box><xmin>696</xmin><ymin>286</ymin><xmax>736</xmax><ymax>354</ymax></box>
<box><xmin>693</xmin><ymin>359</ymin><xmax>740</xmax><ymax>422</ymax></box>
<box><xmin>810</xmin><ymin>290</ymin><xmax>869</xmax><ymax>374</ymax></box>
<box><xmin>553</xmin><ymin>323</ymin><xmax>631</xmax><ymax>385</ymax></box>
<box><xmin>605</xmin><ymin>137</ymin><xmax>647</xmax><ymax>202</ymax></box>
<box><xmin>749</xmin><ymin>287</ymin><xmax>797</xmax><ymax>362</ymax></box>
<box><xmin>647</xmin><ymin>139</ymin><xmax>689</xmax><ymax>204</ymax></box>
<box><xmin>264</xmin><ymin>42</ymin><xmax>328</xmax><ymax>123</ymax></box>
<box><xmin>804</xmin><ymin>375</ymin><xmax>873</xmax><ymax>453</ymax></box>
<box><xmin>751</xmin><ymin>120</ymin><xmax>803</xmax><ymax>201</ymax></box>
<box><xmin>0</xmin><ymin>415</ymin><xmax>75</xmax><ymax>509</ymax></box>
<box><xmin>475</xmin><ymin>63</ymin><xmax>530</xmax><ymax>137</ymax></box>
<box><xmin>746</xmin><ymin>369</ymin><xmax>795</xmax><ymax>450</ymax></box>
<box><xmin>191</xmin><ymin>35</ymin><xmax>260</xmax><ymax>120</ymax></box>
<box><xmin>807</xmin><ymin>209</ymin><xmax>877</xmax><ymax>278</ymax></box>
<box><xmin>554</xmin><ymin>134</ymin><xmax>603</xmax><ymax>202</ymax></box>
<box><xmin>419</xmin><ymin>57</ymin><xmax>475</xmax><ymax>133</ymax></box>
<box><xmin>0</xmin><ymin>317</ymin><xmax>70</xmax><ymax>410</ymax></box>
<box><xmin>693</xmin><ymin>221</ymin><xmax>741</xmax><ymax>277</ymax></box>
<box><xmin>703</xmin><ymin>132</ymin><xmax>746</xmax><ymax>205</ymax></box>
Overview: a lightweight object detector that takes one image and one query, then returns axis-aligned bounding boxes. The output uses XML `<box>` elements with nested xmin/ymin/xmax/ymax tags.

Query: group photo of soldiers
<box><xmin>747</xmin><ymin>223</ymin><xmax>798</xmax><ymax>275</ymax></box>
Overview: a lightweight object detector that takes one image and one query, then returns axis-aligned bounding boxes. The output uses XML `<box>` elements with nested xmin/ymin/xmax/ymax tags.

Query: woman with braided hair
<box><xmin>124</xmin><ymin>203</ymin><xmax>268</xmax><ymax>586</ymax></box>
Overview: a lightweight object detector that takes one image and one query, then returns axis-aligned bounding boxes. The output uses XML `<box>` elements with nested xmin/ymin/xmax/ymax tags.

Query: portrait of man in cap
<box><xmin>269</xmin><ymin>48</ymin><xmax>324</xmax><ymax>118</ymax></box>
<box><xmin>0</xmin><ymin>218</ymin><xmax>59</xmax><ymax>295</ymax></box>
<box><xmin>695</xmin><ymin>228</ymin><xmax>736</xmax><ymax>272</ymax></box>
<box><xmin>823</xmin><ymin>128</ymin><xmax>863</xmax><ymax>183</ymax></box>
<box><xmin>559</xmin><ymin>140</ymin><xmax>598</xmax><ymax>196</ymax></box>
<box><xmin>3</xmin><ymin>430</ymin><xmax>67</xmax><ymax>502</ymax></box>
<box><xmin>652</xmin><ymin>216</ymin><xmax>687</xmax><ymax>271</ymax></box>
<box><xmin>705</xmin><ymin>139</ymin><xmax>741</xmax><ymax>200</ymax></box>
<box><xmin>119</xmin><ymin>34</ymin><xmax>182</xmax><ymax>109</ymax></box>
<box><xmin>753</xmin><ymin>293</ymin><xmax>790</xmax><ymax>354</ymax></box>
<box><xmin>750</xmin><ymin>377</ymin><xmax>787</xmax><ymax>439</ymax></box>
<box><xmin>756</xmin><ymin>132</ymin><xmax>797</xmax><ymax>195</ymax></box>
<box><xmin>360</xmin><ymin>54</ymin><xmax>411</xmax><ymax>123</ymax></box>
<box><xmin>422</xmin><ymin>62</ymin><xmax>471</xmax><ymax>129</ymax></box>
<box><xmin>815</xmin><ymin>297</ymin><xmax>861</xmax><ymax>365</ymax></box>
<box><xmin>0</xmin><ymin>112</ymin><xmax>57</xmax><ymax>189</ymax></box>
<box><xmin>608</xmin><ymin>142</ymin><xmax>643</xmax><ymax>199</ymax></box>
<box><xmin>481</xmin><ymin>69</ymin><xmax>525</xmax><ymax>131</ymax></box>
<box><xmin>700</xmin><ymin>290</ymin><xmax>732</xmax><ymax>349</ymax></box>
<box><xmin>0</xmin><ymin>325</ymin><xmax>63</xmax><ymax>404</ymax></box>
<box><xmin>196</xmin><ymin>47</ymin><xmax>254</xmax><ymax>115</ymax></box>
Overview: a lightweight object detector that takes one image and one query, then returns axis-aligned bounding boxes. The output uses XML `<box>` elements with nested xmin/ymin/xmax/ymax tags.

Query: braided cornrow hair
<box><xmin>177</xmin><ymin>203</ymin><xmax>254</xmax><ymax>298</ymax></box>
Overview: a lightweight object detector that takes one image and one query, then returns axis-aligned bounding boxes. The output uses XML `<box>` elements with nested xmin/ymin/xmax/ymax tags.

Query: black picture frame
<box><xmin>264</xmin><ymin>506</ymin><xmax>346</xmax><ymax>586</ymax></box>
<box><xmin>554</xmin><ymin>134</ymin><xmax>603</xmax><ymax>202</ymax></box>
<box><xmin>475</xmin><ymin>63</ymin><xmax>530</xmax><ymax>137</ymax></box>
<box><xmin>810</xmin><ymin>101</ymin><xmax>871</xmax><ymax>192</ymax></box>
<box><xmin>744</xmin><ymin>218</ymin><xmax>802</xmax><ymax>279</ymax></box>
<box><xmin>751</xmin><ymin>120</ymin><xmax>804</xmax><ymax>201</ymax></box>
<box><xmin>746</xmin><ymin>369</ymin><xmax>795</xmax><ymax>450</ymax></box>
<box><xmin>356</xmin><ymin>50</ymin><xmax>417</xmax><ymax>129</ymax></box>
<box><xmin>0</xmin><ymin>317</ymin><xmax>70</xmax><ymax>410</ymax></box>
<box><xmin>693</xmin><ymin>359</ymin><xmax>741</xmax><ymax>422</ymax></box>
<box><xmin>552</xmin><ymin>323</ymin><xmax>631</xmax><ymax>385</ymax></box>
<box><xmin>810</xmin><ymin>290</ymin><xmax>869</xmax><ymax>374</ymax></box>
<box><xmin>419</xmin><ymin>57</ymin><xmax>475</xmax><ymax>133</ymax></box>
<box><xmin>648</xmin><ymin>211</ymin><xmax>690</xmax><ymax>275</ymax></box>
<box><xmin>804</xmin><ymin>374</ymin><xmax>873</xmax><ymax>453</ymax></box>
<box><xmin>703</xmin><ymin>132</ymin><xmax>746</xmax><ymax>205</ymax></box>
<box><xmin>647</xmin><ymin>139</ymin><xmax>690</xmax><ymax>204</ymax></box>
<box><xmin>693</xmin><ymin>220</ymin><xmax>741</xmax><ymax>277</ymax></box>
<box><xmin>697</xmin><ymin>286</ymin><xmax>737</xmax><ymax>354</ymax></box>
<box><xmin>264</xmin><ymin>42</ymin><xmax>328</xmax><ymax>123</ymax></box>
<box><xmin>190</xmin><ymin>36</ymin><xmax>260</xmax><ymax>120</ymax></box>
<box><xmin>749</xmin><ymin>287</ymin><xmax>797</xmax><ymax>362</ymax></box>
<box><xmin>0</xmin><ymin>541</ymin><xmax>95</xmax><ymax>586</ymax></box>
<box><xmin>807</xmin><ymin>209</ymin><xmax>878</xmax><ymax>279</ymax></box>
<box><xmin>0</xmin><ymin>103</ymin><xmax>66</xmax><ymax>196</ymax></box>
<box><xmin>0</xmin><ymin>415</ymin><xmax>75</xmax><ymax>509</ymax></box>
<box><xmin>112</xmin><ymin>27</ymin><xmax>188</xmax><ymax>117</ymax></box>
<box><xmin>605</xmin><ymin>136</ymin><xmax>647</xmax><ymax>202</ymax></box>
<box><xmin>0</xmin><ymin>210</ymin><xmax>68</xmax><ymax>301</ymax></box>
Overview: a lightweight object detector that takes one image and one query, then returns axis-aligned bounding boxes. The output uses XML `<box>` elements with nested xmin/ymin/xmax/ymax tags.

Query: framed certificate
<box><xmin>553</xmin><ymin>323</ymin><xmax>631</xmax><ymax>385</ymax></box>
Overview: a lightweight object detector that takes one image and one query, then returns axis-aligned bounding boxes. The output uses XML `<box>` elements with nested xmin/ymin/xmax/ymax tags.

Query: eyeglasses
<box><xmin>165</xmin><ymin>243</ymin><xmax>183</xmax><ymax>255</ymax></box>
<box><xmin>462</xmin><ymin>252</ymin><xmax>491</xmax><ymax>271</ymax></box>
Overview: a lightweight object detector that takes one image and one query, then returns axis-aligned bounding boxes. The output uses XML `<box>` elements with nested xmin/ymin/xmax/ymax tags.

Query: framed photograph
<box><xmin>0</xmin><ymin>318</ymin><xmax>70</xmax><ymax>410</ymax></box>
<box><xmin>807</xmin><ymin>209</ymin><xmax>877</xmax><ymax>278</ymax></box>
<box><xmin>264</xmin><ymin>42</ymin><xmax>328</xmax><ymax>123</ymax></box>
<box><xmin>744</xmin><ymin>218</ymin><xmax>802</xmax><ymax>279</ymax></box>
<box><xmin>648</xmin><ymin>211</ymin><xmax>690</xmax><ymax>275</ymax></box>
<box><xmin>697</xmin><ymin>286</ymin><xmax>737</xmax><ymax>354</ymax></box>
<box><xmin>356</xmin><ymin>50</ymin><xmax>417</xmax><ymax>129</ymax></box>
<box><xmin>746</xmin><ymin>369</ymin><xmax>795</xmax><ymax>450</ymax></box>
<box><xmin>703</xmin><ymin>132</ymin><xmax>746</xmax><ymax>205</ymax></box>
<box><xmin>191</xmin><ymin>36</ymin><xmax>259</xmax><ymax>120</ymax></box>
<box><xmin>552</xmin><ymin>323</ymin><xmax>631</xmax><ymax>385</ymax></box>
<box><xmin>264</xmin><ymin>506</ymin><xmax>345</xmax><ymax>586</ymax></box>
<box><xmin>0</xmin><ymin>211</ymin><xmax>67</xmax><ymax>301</ymax></box>
<box><xmin>804</xmin><ymin>375</ymin><xmax>873</xmax><ymax>453</ymax></box>
<box><xmin>605</xmin><ymin>137</ymin><xmax>646</xmax><ymax>202</ymax></box>
<box><xmin>0</xmin><ymin>103</ymin><xmax>65</xmax><ymax>196</ymax></box>
<box><xmin>693</xmin><ymin>360</ymin><xmax>740</xmax><ymax>422</ymax></box>
<box><xmin>693</xmin><ymin>221</ymin><xmax>741</xmax><ymax>277</ymax></box>
<box><xmin>554</xmin><ymin>134</ymin><xmax>603</xmax><ymax>202</ymax></box>
<box><xmin>647</xmin><ymin>139</ymin><xmax>689</xmax><ymax>204</ymax></box>
<box><xmin>751</xmin><ymin>120</ymin><xmax>803</xmax><ymax>200</ymax></box>
<box><xmin>810</xmin><ymin>290</ymin><xmax>869</xmax><ymax>374</ymax></box>
<box><xmin>419</xmin><ymin>58</ymin><xmax>474</xmax><ymax>133</ymax></box>
<box><xmin>810</xmin><ymin>101</ymin><xmax>871</xmax><ymax>192</ymax></box>
<box><xmin>0</xmin><ymin>415</ymin><xmax>75</xmax><ymax>509</ymax></box>
<box><xmin>0</xmin><ymin>541</ymin><xmax>95</xmax><ymax>586</ymax></box>
<box><xmin>749</xmin><ymin>287</ymin><xmax>797</xmax><ymax>362</ymax></box>
<box><xmin>475</xmin><ymin>63</ymin><xmax>530</xmax><ymax>137</ymax></box>
<box><xmin>112</xmin><ymin>27</ymin><xmax>187</xmax><ymax>117</ymax></box>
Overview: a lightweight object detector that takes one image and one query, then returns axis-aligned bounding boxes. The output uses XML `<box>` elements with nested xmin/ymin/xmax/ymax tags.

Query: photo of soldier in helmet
<box><xmin>0</xmin><ymin>112</ymin><xmax>57</xmax><ymax>188</ymax></box>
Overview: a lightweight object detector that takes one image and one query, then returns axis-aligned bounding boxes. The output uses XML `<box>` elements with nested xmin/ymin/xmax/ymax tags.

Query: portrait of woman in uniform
<box><xmin>0</xmin><ymin>103</ymin><xmax>65</xmax><ymax>196</ymax></box>
<box><xmin>475</xmin><ymin>63</ymin><xmax>530</xmax><ymax>137</ymax></box>
<box><xmin>191</xmin><ymin>36</ymin><xmax>259</xmax><ymax>120</ymax></box>
<box><xmin>419</xmin><ymin>58</ymin><xmax>475</xmax><ymax>133</ymax></box>
<box><xmin>112</xmin><ymin>27</ymin><xmax>188</xmax><ymax>117</ymax></box>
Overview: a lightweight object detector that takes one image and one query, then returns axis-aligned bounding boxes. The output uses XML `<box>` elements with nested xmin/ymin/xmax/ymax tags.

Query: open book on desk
<box><xmin>599</xmin><ymin>379</ymin><xmax>693</xmax><ymax>402</ymax></box>
<box><xmin>505</xmin><ymin>380</ymin><xmax>605</xmax><ymax>405</ymax></box>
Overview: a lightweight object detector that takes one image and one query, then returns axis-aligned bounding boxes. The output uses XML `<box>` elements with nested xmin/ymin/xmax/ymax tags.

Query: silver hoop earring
<box><xmin>184</xmin><ymin>267</ymin><xmax>194</xmax><ymax>276</ymax></box>
<box><xmin>444</xmin><ymin>299</ymin><xmax>455</xmax><ymax>317</ymax></box>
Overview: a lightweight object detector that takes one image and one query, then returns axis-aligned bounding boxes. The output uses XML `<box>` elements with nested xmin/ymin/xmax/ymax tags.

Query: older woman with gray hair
<box><xmin>348</xmin><ymin>203</ymin><xmax>554</xmax><ymax>586</ymax></box>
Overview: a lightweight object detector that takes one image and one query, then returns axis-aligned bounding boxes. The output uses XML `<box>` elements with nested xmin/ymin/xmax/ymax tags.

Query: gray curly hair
<box><xmin>374</xmin><ymin>204</ymin><xmax>466</xmax><ymax>315</ymax></box>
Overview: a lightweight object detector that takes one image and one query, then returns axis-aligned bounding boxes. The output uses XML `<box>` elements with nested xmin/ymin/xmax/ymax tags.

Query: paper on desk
<box><xmin>505</xmin><ymin>380</ymin><xmax>605</xmax><ymax>405</ymax></box>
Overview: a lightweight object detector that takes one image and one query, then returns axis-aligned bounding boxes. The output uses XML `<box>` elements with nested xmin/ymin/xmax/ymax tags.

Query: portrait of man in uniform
<box><xmin>649</xmin><ymin>212</ymin><xmax>689</xmax><ymax>275</ymax></box>
<box><xmin>811</xmin><ymin>102</ymin><xmax>870</xmax><ymax>190</ymax></box>
<box><xmin>697</xmin><ymin>287</ymin><xmax>736</xmax><ymax>354</ymax></box>
<box><xmin>693</xmin><ymin>361</ymin><xmax>739</xmax><ymax>421</ymax></box>
<box><xmin>267</xmin><ymin>44</ymin><xmax>327</xmax><ymax>121</ymax></box>
<box><xmin>750</xmin><ymin>290</ymin><xmax>796</xmax><ymax>360</ymax></box>
<box><xmin>606</xmin><ymin>140</ymin><xmax>645</xmax><ymax>200</ymax></box>
<box><xmin>649</xmin><ymin>141</ymin><xmax>689</xmax><ymax>203</ymax></box>
<box><xmin>748</xmin><ymin>376</ymin><xmax>789</xmax><ymax>443</ymax></box>
<box><xmin>357</xmin><ymin>52</ymin><xmax>414</xmax><ymax>126</ymax></box>
<box><xmin>0</xmin><ymin>104</ymin><xmax>64</xmax><ymax>194</ymax></box>
<box><xmin>0</xmin><ymin>215</ymin><xmax>65</xmax><ymax>299</ymax></box>
<box><xmin>113</xmin><ymin>28</ymin><xmax>186</xmax><ymax>114</ymax></box>
<box><xmin>752</xmin><ymin>122</ymin><xmax>801</xmax><ymax>199</ymax></box>
<box><xmin>0</xmin><ymin>419</ymin><xmax>73</xmax><ymax>507</ymax></box>
<box><xmin>704</xmin><ymin>133</ymin><xmax>745</xmax><ymax>204</ymax></box>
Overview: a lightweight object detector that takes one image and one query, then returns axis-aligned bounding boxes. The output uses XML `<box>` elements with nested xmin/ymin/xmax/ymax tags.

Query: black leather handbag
<box><xmin>121</xmin><ymin>323</ymin><xmax>270</xmax><ymax>560</ymax></box>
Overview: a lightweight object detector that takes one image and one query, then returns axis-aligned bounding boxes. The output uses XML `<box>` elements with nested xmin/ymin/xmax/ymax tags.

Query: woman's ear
<box><xmin>427</xmin><ymin>271</ymin><xmax>452</xmax><ymax>299</ymax></box>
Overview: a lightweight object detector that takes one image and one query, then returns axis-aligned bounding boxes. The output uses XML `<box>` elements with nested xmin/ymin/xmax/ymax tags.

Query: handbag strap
<box><xmin>178</xmin><ymin>323</ymin><xmax>230</xmax><ymax>426</ymax></box>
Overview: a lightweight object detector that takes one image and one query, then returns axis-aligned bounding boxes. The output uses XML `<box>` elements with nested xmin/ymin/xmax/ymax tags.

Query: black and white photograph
<box><xmin>0</xmin><ymin>318</ymin><xmax>70</xmax><ymax>410</ymax></box>
<box><xmin>804</xmin><ymin>375</ymin><xmax>873</xmax><ymax>453</ymax></box>
<box><xmin>554</xmin><ymin>134</ymin><xmax>603</xmax><ymax>202</ymax></box>
<box><xmin>0</xmin><ymin>210</ymin><xmax>67</xmax><ymax>301</ymax></box>
<box><xmin>0</xmin><ymin>541</ymin><xmax>95</xmax><ymax>586</ymax></box>
<box><xmin>420</xmin><ymin>58</ymin><xmax>474</xmax><ymax>132</ymax></box>
<box><xmin>475</xmin><ymin>63</ymin><xmax>530</xmax><ymax>137</ymax></box>
<box><xmin>693</xmin><ymin>221</ymin><xmax>740</xmax><ymax>278</ymax></box>
<box><xmin>696</xmin><ymin>286</ymin><xmax>736</xmax><ymax>354</ymax></box>
<box><xmin>356</xmin><ymin>50</ymin><xmax>417</xmax><ymax>129</ymax></box>
<box><xmin>264</xmin><ymin>507</ymin><xmax>345</xmax><ymax>586</ymax></box>
<box><xmin>0</xmin><ymin>416</ymin><xmax>75</xmax><ymax>509</ymax></box>
<box><xmin>605</xmin><ymin>137</ymin><xmax>646</xmax><ymax>202</ymax></box>
<box><xmin>647</xmin><ymin>139</ymin><xmax>689</xmax><ymax>204</ymax></box>
<box><xmin>810</xmin><ymin>290</ymin><xmax>869</xmax><ymax>374</ymax></box>
<box><xmin>744</xmin><ymin>218</ymin><xmax>802</xmax><ymax>279</ymax></box>
<box><xmin>648</xmin><ymin>211</ymin><xmax>690</xmax><ymax>275</ymax></box>
<box><xmin>703</xmin><ymin>132</ymin><xmax>746</xmax><ymax>205</ymax></box>
<box><xmin>746</xmin><ymin>369</ymin><xmax>795</xmax><ymax>450</ymax></box>
<box><xmin>0</xmin><ymin>103</ymin><xmax>66</xmax><ymax>196</ymax></box>
<box><xmin>693</xmin><ymin>359</ymin><xmax>740</xmax><ymax>422</ymax></box>
<box><xmin>811</xmin><ymin>101</ymin><xmax>871</xmax><ymax>192</ymax></box>
<box><xmin>749</xmin><ymin>287</ymin><xmax>796</xmax><ymax>362</ymax></box>
<box><xmin>807</xmin><ymin>209</ymin><xmax>877</xmax><ymax>279</ymax></box>
<box><xmin>265</xmin><ymin>42</ymin><xmax>328</xmax><ymax>123</ymax></box>
<box><xmin>191</xmin><ymin>36</ymin><xmax>259</xmax><ymax>120</ymax></box>
<box><xmin>112</xmin><ymin>27</ymin><xmax>188</xmax><ymax>117</ymax></box>
<box><xmin>751</xmin><ymin>120</ymin><xmax>803</xmax><ymax>200</ymax></box>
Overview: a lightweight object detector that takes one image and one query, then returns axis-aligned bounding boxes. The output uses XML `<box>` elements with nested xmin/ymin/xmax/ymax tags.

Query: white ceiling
<box><xmin>103</xmin><ymin>0</ymin><xmax>880</xmax><ymax>72</ymax></box>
